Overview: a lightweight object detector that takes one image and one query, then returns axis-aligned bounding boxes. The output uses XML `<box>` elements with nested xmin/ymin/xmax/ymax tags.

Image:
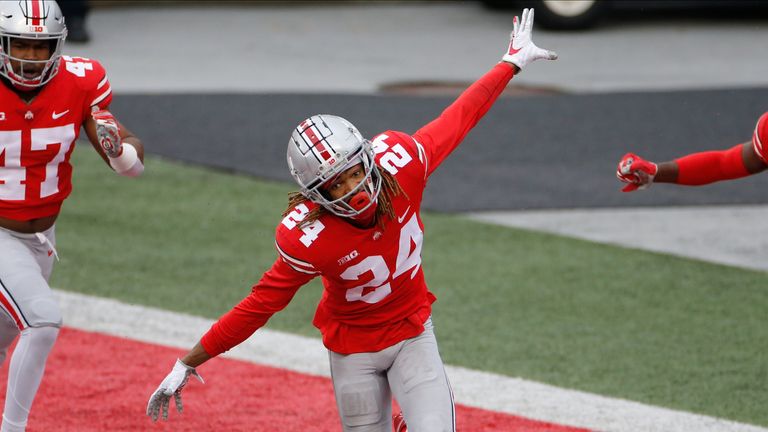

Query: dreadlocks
<box><xmin>284</xmin><ymin>169</ymin><xmax>407</xmax><ymax>229</ymax></box>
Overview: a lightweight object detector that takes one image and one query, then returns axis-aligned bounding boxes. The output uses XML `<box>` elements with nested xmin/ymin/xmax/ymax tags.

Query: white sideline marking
<box><xmin>466</xmin><ymin>205</ymin><xmax>768</xmax><ymax>273</ymax></box>
<box><xmin>56</xmin><ymin>290</ymin><xmax>768</xmax><ymax>432</ymax></box>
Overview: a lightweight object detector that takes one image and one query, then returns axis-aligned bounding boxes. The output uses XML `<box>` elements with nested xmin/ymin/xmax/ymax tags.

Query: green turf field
<box><xmin>52</xmin><ymin>147</ymin><xmax>768</xmax><ymax>426</ymax></box>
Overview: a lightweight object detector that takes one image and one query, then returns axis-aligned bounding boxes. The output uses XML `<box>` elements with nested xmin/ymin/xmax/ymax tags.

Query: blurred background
<box><xmin>61</xmin><ymin>0</ymin><xmax>768</xmax><ymax>212</ymax></box>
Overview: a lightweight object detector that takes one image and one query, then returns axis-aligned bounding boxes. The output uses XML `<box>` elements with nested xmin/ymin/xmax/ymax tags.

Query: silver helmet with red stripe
<box><xmin>0</xmin><ymin>0</ymin><xmax>67</xmax><ymax>89</ymax></box>
<box><xmin>287</xmin><ymin>114</ymin><xmax>382</xmax><ymax>218</ymax></box>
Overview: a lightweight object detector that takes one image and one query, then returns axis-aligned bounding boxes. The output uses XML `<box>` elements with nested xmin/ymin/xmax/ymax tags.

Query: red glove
<box><xmin>392</xmin><ymin>412</ymin><xmax>407</xmax><ymax>432</ymax></box>
<box><xmin>616</xmin><ymin>153</ymin><xmax>658</xmax><ymax>192</ymax></box>
<box><xmin>92</xmin><ymin>108</ymin><xmax>122</xmax><ymax>158</ymax></box>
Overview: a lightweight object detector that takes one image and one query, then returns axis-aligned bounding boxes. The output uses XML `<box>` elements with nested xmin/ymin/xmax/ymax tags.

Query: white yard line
<box><xmin>466</xmin><ymin>205</ymin><xmax>768</xmax><ymax>273</ymax></box>
<box><xmin>56</xmin><ymin>290</ymin><xmax>767</xmax><ymax>432</ymax></box>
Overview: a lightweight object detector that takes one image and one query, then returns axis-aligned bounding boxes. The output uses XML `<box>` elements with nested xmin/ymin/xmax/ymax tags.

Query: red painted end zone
<box><xmin>0</xmin><ymin>328</ymin><xmax>591</xmax><ymax>432</ymax></box>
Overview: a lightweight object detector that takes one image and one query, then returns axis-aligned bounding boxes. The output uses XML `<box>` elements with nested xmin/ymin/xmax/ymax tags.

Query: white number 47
<box><xmin>62</xmin><ymin>56</ymin><xmax>93</xmax><ymax>77</ymax></box>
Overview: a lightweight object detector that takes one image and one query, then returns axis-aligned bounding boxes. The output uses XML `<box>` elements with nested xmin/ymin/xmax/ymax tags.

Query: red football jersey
<box><xmin>752</xmin><ymin>111</ymin><xmax>768</xmax><ymax>163</ymax></box>
<box><xmin>0</xmin><ymin>55</ymin><xmax>112</xmax><ymax>221</ymax></box>
<box><xmin>201</xmin><ymin>63</ymin><xmax>515</xmax><ymax>355</ymax></box>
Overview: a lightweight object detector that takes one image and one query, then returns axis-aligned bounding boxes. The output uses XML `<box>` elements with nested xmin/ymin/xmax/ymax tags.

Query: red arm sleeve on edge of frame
<box><xmin>674</xmin><ymin>144</ymin><xmax>749</xmax><ymax>185</ymax></box>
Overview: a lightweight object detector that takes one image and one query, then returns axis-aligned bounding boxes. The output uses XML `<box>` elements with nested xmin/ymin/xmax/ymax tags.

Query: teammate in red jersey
<box><xmin>0</xmin><ymin>1</ymin><xmax>144</xmax><ymax>431</ymax></box>
<box><xmin>147</xmin><ymin>8</ymin><xmax>555</xmax><ymax>431</ymax></box>
<box><xmin>617</xmin><ymin>111</ymin><xmax>768</xmax><ymax>191</ymax></box>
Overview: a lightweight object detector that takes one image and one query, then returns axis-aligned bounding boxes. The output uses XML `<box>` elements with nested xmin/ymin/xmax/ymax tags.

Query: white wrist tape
<box><xmin>108</xmin><ymin>143</ymin><xmax>144</xmax><ymax>177</ymax></box>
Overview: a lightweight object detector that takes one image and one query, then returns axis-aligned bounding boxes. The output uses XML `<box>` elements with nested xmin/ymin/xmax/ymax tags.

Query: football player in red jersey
<box><xmin>0</xmin><ymin>1</ymin><xmax>144</xmax><ymax>430</ymax></box>
<box><xmin>617</xmin><ymin>112</ymin><xmax>768</xmax><ymax>191</ymax></box>
<box><xmin>147</xmin><ymin>8</ymin><xmax>555</xmax><ymax>432</ymax></box>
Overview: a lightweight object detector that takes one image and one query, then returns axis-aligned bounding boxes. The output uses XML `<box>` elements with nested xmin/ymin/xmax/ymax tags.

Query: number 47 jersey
<box><xmin>0</xmin><ymin>55</ymin><xmax>112</xmax><ymax>221</ymax></box>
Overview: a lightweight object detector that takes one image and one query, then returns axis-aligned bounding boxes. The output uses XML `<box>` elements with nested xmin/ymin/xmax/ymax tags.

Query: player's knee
<box><xmin>338</xmin><ymin>382</ymin><xmax>383</xmax><ymax>427</ymax></box>
<box><xmin>0</xmin><ymin>313</ymin><xmax>19</xmax><ymax>364</ymax></box>
<box><xmin>25</xmin><ymin>296</ymin><xmax>62</xmax><ymax>328</ymax></box>
<box><xmin>21</xmin><ymin>325</ymin><xmax>59</xmax><ymax>350</ymax></box>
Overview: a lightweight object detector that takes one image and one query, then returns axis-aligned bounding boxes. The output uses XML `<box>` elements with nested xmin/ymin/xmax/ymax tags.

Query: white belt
<box><xmin>35</xmin><ymin>232</ymin><xmax>59</xmax><ymax>262</ymax></box>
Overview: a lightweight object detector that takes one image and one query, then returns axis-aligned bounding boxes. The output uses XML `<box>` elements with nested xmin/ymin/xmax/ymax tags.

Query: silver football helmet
<box><xmin>287</xmin><ymin>114</ymin><xmax>382</xmax><ymax>218</ymax></box>
<box><xmin>0</xmin><ymin>0</ymin><xmax>67</xmax><ymax>88</ymax></box>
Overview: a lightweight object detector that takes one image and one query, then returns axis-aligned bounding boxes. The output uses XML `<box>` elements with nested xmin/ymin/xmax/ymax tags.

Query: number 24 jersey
<box><xmin>277</xmin><ymin>131</ymin><xmax>434</xmax><ymax>354</ymax></box>
<box><xmin>199</xmin><ymin>63</ymin><xmax>516</xmax><ymax>356</ymax></box>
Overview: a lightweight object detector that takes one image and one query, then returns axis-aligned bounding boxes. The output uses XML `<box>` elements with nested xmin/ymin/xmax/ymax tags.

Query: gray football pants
<box><xmin>0</xmin><ymin>225</ymin><xmax>62</xmax><ymax>331</ymax></box>
<box><xmin>329</xmin><ymin>317</ymin><xmax>455</xmax><ymax>432</ymax></box>
<box><xmin>0</xmin><ymin>226</ymin><xmax>62</xmax><ymax>432</ymax></box>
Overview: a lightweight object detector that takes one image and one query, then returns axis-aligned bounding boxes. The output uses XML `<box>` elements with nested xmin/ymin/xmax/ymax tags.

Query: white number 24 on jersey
<box><xmin>342</xmin><ymin>213</ymin><xmax>423</xmax><ymax>304</ymax></box>
<box><xmin>281</xmin><ymin>203</ymin><xmax>326</xmax><ymax>247</ymax></box>
<box><xmin>280</xmin><ymin>204</ymin><xmax>423</xmax><ymax>304</ymax></box>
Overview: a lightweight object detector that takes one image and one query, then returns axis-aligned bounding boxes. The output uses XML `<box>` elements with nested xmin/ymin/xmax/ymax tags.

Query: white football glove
<box><xmin>502</xmin><ymin>8</ymin><xmax>558</xmax><ymax>70</ymax></box>
<box><xmin>146</xmin><ymin>359</ymin><xmax>204</xmax><ymax>422</ymax></box>
<box><xmin>91</xmin><ymin>108</ymin><xmax>122</xmax><ymax>158</ymax></box>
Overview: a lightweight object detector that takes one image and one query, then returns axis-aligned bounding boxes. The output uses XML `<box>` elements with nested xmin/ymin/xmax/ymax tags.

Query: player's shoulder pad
<box><xmin>757</xmin><ymin>112</ymin><xmax>768</xmax><ymax>143</ymax></box>
<box><xmin>372</xmin><ymin>130</ymin><xmax>425</xmax><ymax>161</ymax></box>
<box><xmin>274</xmin><ymin>201</ymin><xmax>323</xmax><ymax>275</ymax></box>
<box><xmin>753</xmin><ymin>112</ymin><xmax>768</xmax><ymax>163</ymax></box>
<box><xmin>59</xmin><ymin>56</ymin><xmax>108</xmax><ymax>91</ymax></box>
<box><xmin>371</xmin><ymin>130</ymin><xmax>428</xmax><ymax>177</ymax></box>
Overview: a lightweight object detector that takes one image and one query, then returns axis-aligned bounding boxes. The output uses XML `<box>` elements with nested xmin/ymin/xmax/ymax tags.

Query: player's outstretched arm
<box><xmin>413</xmin><ymin>8</ymin><xmax>558</xmax><ymax>176</ymax></box>
<box><xmin>146</xmin><ymin>343</ymin><xmax>209</xmax><ymax>422</ymax></box>
<box><xmin>84</xmin><ymin>108</ymin><xmax>145</xmax><ymax>177</ymax></box>
<box><xmin>617</xmin><ymin>112</ymin><xmax>768</xmax><ymax>191</ymax></box>
<box><xmin>616</xmin><ymin>142</ymin><xmax>766</xmax><ymax>192</ymax></box>
<box><xmin>501</xmin><ymin>8</ymin><xmax>558</xmax><ymax>72</ymax></box>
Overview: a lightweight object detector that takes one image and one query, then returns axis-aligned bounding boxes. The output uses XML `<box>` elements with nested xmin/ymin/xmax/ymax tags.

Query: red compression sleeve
<box><xmin>199</xmin><ymin>258</ymin><xmax>312</xmax><ymax>357</ymax></box>
<box><xmin>413</xmin><ymin>62</ymin><xmax>515</xmax><ymax>177</ymax></box>
<box><xmin>674</xmin><ymin>144</ymin><xmax>749</xmax><ymax>185</ymax></box>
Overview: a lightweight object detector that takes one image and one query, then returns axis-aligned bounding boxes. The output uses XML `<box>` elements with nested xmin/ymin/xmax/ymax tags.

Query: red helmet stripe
<box><xmin>30</xmin><ymin>0</ymin><xmax>43</xmax><ymax>26</ymax></box>
<box><xmin>299</xmin><ymin>120</ymin><xmax>333</xmax><ymax>162</ymax></box>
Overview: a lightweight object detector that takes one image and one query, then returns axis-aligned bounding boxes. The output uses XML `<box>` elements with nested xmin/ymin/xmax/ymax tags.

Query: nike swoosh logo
<box><xmin>397</xmin><ymin>206</ymin><xmax>410</xmax><ymax>223</ymax></box>
<box><xmin>507</xmin><ymin>41</ymin><xmax>521</xmax><ymax>56</ymax></box>
<box><xmin>52</xmin><ymin>110</ymin><xmax>69</xmax><ymax>119</ymax></box>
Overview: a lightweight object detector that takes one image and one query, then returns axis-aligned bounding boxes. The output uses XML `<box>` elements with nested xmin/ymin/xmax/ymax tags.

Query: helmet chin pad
<box><xmin>349</xmin><ymin>190</ymin><xmax>378</xmax><ymax>226</ymax></box>
<box><xmin>349</xmin><ymin>190</ymin><xmax>371</xmax><ymax>211</ymax></box>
